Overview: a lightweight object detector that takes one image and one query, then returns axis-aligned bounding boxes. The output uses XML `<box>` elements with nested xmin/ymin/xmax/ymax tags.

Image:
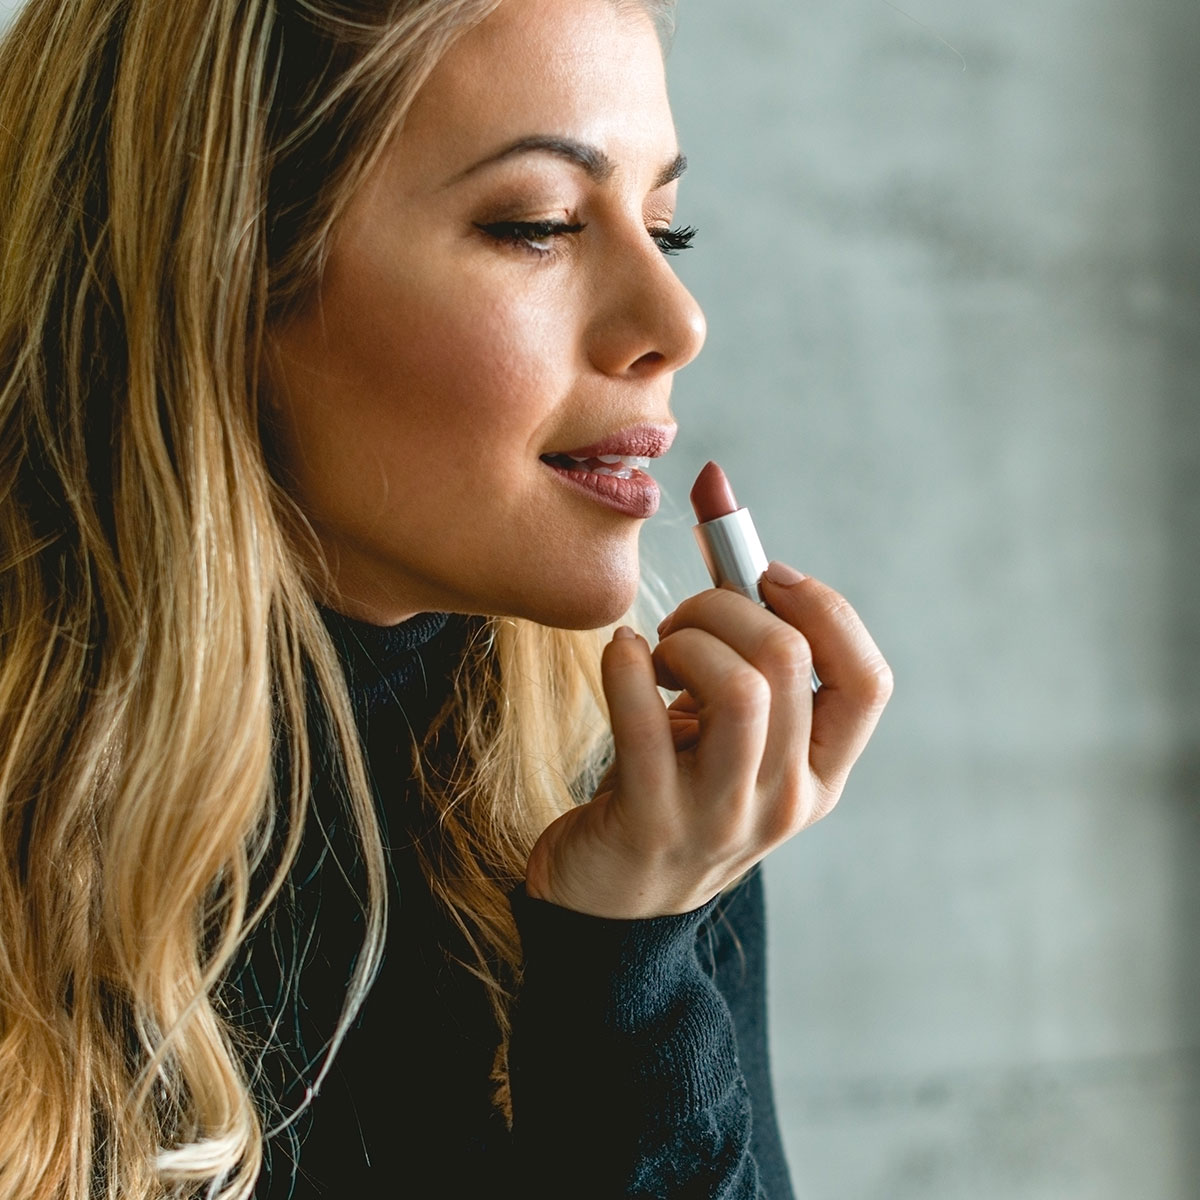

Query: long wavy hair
<box><xmin>0</xmin><ymin>0</ymin><xmax>675</xmax><ymax>1196</ymax></box>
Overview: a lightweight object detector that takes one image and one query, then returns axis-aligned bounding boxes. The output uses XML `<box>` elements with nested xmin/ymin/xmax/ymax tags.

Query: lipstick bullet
<box><xmin>689</xmin><ymin>461</ymin><xmax>769</xmax><ymax>604</ymax></box>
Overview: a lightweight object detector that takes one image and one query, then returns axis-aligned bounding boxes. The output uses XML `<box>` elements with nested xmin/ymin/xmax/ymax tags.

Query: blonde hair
<box><xmin>0</xmin><ymin>0</ymin><xmax>675</xmax><ymax>1196</ymax></box>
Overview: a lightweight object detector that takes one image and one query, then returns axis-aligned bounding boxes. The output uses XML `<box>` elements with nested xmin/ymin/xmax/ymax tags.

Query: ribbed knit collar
<box><xmin>319</xmin><ymin>606</ymin><xmax>455</xmax><ymax>717</ymax></box>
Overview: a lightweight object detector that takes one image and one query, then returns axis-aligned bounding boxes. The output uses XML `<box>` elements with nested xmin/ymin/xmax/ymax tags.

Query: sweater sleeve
<box><xmin>697</xmin><ymin>868</ymin><xmax>796</xmax><ymax>1199</ymax></box>
<box><xmin>508</xmin><ymin>867</ymin><xmax>791</xmax><ymax>1199</ymax></box>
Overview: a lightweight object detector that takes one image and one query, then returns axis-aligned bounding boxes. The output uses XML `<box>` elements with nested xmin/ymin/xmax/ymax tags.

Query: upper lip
<box><xmin>545</xmin><ymin>422</ymin><xmax>677</xmax><ymax>460</ymax></box>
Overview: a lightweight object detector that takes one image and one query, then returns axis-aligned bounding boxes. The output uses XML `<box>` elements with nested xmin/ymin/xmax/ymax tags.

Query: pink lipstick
<box><xmin>689</xmin><ymin>461</ymin><xmax>769</xmax><ymax>604</ymax></box>
<box><xmin>544</xmin><ymin>464</ymin><xmax>660</xmax><ymax>518</ymax></box>
<box><xmin>541</xmin><ymin>423</ymin><xmax>675</xmax><ymax>519</ymax></box>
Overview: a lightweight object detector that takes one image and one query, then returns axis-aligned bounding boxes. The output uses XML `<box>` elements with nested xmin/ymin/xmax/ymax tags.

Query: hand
<box><xmin>523</xmin><ymin>562</ymin><xmax>893</xmax><ymax>919</ymax></box>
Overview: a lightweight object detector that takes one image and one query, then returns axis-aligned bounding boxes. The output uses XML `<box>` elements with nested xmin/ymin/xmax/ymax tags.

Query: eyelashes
<box><xmin>652</xmin><ymin>224</ymin><xmax>698</xmax><ymax>256</ymax></box>
<box><xmin>474</xmin><ymin>219</ymin><xmax>698</xmax><ymax>258</ymax></box>
<box><xmin>475</xmin><ymin>219</ymin><xmax>585</xmax><ymax>254</ymax></box>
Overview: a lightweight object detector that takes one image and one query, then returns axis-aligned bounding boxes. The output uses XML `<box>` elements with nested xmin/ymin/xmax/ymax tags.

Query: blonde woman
<box><xmin>0</xmin><ymin>0</ymin><xmax>892</xmax><ymax>1195</ymax></box>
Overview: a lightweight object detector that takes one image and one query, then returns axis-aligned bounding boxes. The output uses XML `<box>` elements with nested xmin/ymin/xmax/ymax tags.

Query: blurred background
<box><xmin>3</xmin><ymin>0</ymin><xmax>1197</xmax><ymax>1196</ymax></box>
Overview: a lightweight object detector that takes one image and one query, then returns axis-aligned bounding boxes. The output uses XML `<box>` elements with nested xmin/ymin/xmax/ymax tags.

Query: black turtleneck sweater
<box><xmin>231</xmin><ymin>610</ymin><xmax>796</xmax><ymax>1199</ymax></box>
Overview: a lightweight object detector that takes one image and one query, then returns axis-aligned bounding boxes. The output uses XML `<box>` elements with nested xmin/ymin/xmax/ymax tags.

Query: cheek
<box><xmin>321</xmin><ymin>262</ymin><xmax>565</xmax><ymax>464</ymax></box>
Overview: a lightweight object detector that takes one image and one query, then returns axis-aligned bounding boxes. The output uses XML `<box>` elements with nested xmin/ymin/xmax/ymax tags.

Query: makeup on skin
<box><xmin>266</xmin><ymin>0</ymin><xmax>704</xmax><ymax>631</ymax></box>
<box><xmin>539</xmin><ymin>423</ymin><xmax>675</xmax><ymax>520</ymax></box>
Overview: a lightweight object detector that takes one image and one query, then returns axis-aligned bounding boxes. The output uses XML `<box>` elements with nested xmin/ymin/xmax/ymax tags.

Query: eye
<box><xmin>475</xmin><ymin>219</ymin><xmax>586</xmax><ymax>255</ymax></box>
<box><xmin>650</xmin><ymin>224</ymin><xmax>698</xmax><ymax>256</ymax></box>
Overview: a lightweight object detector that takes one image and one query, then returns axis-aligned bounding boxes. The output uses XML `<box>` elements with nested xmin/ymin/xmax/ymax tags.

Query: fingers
<box><xmin>599</xmin><ymin>629</ymin><xmax>677</xmax><ymax>795</ymax></box>
<box><xmin>650</xmin><ymin>626</ymin><xmax>771</xmax><ymax>796</ymax></box>
<box><xmin>656</xmin><ymin>587</ymin><xmax>815</xmax><ymax>794</ymax></box>
<box><xmin>664</xmin><ymin>692</ymin><xmax>701</xmax><ymax>753</ymax></box>
<box><xmin>758</xmin><ymin>566</ymin><xmax>893</xmax><ymax>788</ymax></box>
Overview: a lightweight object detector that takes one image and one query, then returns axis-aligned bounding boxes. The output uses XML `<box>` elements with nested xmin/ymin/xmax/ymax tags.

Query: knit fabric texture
<box><xmin>229</xmin><ymin>609</ymin><xmax>796</xmax><ymax>1199</ymax></box>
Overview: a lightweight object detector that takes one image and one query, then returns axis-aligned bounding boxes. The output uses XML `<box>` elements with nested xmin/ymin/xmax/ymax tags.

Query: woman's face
<box><xmin>268</xmin><ymin>0</ymin><xmax>705</xmax><ymax>628</ymax></box>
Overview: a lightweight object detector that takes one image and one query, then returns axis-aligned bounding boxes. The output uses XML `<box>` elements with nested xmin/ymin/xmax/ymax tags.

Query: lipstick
<box><xmin>690</xmin><ymin>461</ymin><xmax>769</xmax><ymax>604</ymax></box>
<box><xmin>541</xmin><ymin>423</ymin><xmax>675</xmax><ymax>519</ymax></box>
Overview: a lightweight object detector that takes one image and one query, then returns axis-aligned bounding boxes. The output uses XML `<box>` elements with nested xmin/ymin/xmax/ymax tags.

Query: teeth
<box><xmin>565</xmin><ymin>454</ymin><xmax>652</xmax><ymax>472</ymax></box>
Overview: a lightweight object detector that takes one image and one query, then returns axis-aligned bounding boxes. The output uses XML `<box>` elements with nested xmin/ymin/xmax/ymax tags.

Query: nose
<box><xmin>585</xmin><ymin>236</ymin><xmax>707</xmax><ymax>379</ymax></box>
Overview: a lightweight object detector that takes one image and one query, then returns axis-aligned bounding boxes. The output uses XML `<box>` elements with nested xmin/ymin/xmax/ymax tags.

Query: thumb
<box><xmin>600</xmin><ymin>627</ymin><xmax>676</xmax><ymax>795</ymax></box>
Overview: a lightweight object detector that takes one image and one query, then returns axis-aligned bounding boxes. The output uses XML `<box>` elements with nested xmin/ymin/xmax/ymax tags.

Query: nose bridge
<box><xmin>589</xmin><ymin>232</ymin><xmax>707</xmax><ymax>377</ymax></box>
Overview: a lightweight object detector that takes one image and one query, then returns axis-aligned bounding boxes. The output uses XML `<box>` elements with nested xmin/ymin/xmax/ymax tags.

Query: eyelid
<box><xmin>474</xmin><ymin>218</ymin><xmax>586</xmax><ymax>237</ymax></box>
<box><xmin>474</xmin><ymin>218</ymin><xmax>586</xmax><ymax>256</ymax></box>
<box><xmin>473</xmin><ymin>217</ymin><xmax>698</xmax><ymax>258</ymax></box>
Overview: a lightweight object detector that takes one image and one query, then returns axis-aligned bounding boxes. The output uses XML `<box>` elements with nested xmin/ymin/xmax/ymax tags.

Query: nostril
<box><xmin>630</xmin><ymin>350</ymin><xmax>666</xmax><ymax>371</ymax></box>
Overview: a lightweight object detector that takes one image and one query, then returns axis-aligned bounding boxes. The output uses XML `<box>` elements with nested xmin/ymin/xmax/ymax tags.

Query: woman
<box><xmin>0</xmin><ymin>0</ymin><xmax>892</xmax><ymax>1196</ymax></box>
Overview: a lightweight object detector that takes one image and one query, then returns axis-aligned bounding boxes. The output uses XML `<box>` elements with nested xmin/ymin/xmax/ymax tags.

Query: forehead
<box><xmin>395</xmin><ymin>0</ymin><xmax>675</xmax><ymax>181</ymax></box>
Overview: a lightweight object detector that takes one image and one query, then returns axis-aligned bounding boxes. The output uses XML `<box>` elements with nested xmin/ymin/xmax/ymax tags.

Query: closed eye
<box><xmin>475</xmin><ymin>219</ymin><xmax>586</xmax><ymax>255</ymax></box>
<box><xmin>474</xmin><ymin>219</ymin><xmax>699</xmax><ymax>258</ymax></box>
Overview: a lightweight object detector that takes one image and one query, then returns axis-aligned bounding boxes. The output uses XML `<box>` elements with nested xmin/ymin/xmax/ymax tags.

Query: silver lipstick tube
<box><xmin>693</xmin><ymin>507</ymin><xmax>769</xmax><ymax>605</ymax></box>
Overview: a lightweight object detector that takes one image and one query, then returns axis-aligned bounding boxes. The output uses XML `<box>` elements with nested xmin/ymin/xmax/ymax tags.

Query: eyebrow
<box><xmin>445</xmin><ymin>135</ymin><xmax>688</xmax><ymax>190</ymax></box>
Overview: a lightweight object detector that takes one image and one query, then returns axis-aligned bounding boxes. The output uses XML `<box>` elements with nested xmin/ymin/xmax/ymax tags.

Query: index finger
<box><xmin>758</xmin><ymin>563</ymin><xmax>893</xmax><ymax>786</ymax></box>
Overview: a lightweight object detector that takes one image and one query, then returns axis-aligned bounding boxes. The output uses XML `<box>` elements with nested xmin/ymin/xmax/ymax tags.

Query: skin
<box><xmin>269</xmin><ymin>0</ymin><xmax>704</xmax><ymax>630</ymax></box>
<box><xmin>270</xmin><ymin>0</ymin><xmax>893</xmax><ymax>918</ymax></box>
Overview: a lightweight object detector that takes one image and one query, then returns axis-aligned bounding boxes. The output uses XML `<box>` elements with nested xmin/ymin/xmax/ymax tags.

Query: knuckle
<box><xmin>800</xmin><ymin>782</ymin><xmax>842</xmax><ymax>831</ymax></box>
<box><xmin>759</xmin><ymin>776</ymin><xmax>829</xmax><ymax>843</ymax></box>
<box><xmin>674</xmin><ymin>588</ymin><xmax>721</xmax><ymax>619</ymax></box>
<box><xmin>856</xmin><ymin>657</ymin><xmax>894</xmax><ymax>712</ymax></box>
<box><xmin>813</xmin><ymin>780</ymin><xmax>843</xmax><ymax>820</ymax></box>
<box><xmin>820</xmin><ymin>592</ymin><xmax>860</xmax><ymax>629</ymax></box>
<box><xmin>722</xmin><ymin>667</ymin><xmax>770</xmax><ymax>718</ymax></box>
<box><xmin>802</xmin><ymin>797</ymin><xmax>839</xmax><ymax>832</ymax></box>
<box><xmin>762</xmin><ymin>793</ymin><xmax>805</xmax><ymax>844</ymax></box>
<box><xmin>759</xmin><ymin>624</ymin><xmax>813</xmax><ymax>684</ymax></box>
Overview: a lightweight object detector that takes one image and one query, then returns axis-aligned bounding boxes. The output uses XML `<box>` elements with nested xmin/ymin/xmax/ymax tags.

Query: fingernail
<box><xmin>656</xmin><ymin>613</ymin><xmax>675</xmax><ymax>637</ymax></box>
<box><xmin>764</xmin><ymin>560</ymin><xmax>807</xmax><ymax>586</ymax></box>
<box><xmin>613</xmin><ymin>625</ymin><xmax>637</xmax><ymax>641</ymax></box>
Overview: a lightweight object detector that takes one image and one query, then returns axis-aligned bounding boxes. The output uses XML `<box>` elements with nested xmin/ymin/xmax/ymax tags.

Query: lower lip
<box><xmin>543</xmin><ymin>461</ymin><xmax>660</xmax><ymax>518</ymax></box>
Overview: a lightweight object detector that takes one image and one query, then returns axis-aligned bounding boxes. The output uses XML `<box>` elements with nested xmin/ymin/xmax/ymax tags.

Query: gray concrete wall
<box><xmin>650</xmin><ymin>2</ymin><xmax>1200</xmax><ymax>1196</ymax></box>
<box><xmin>4</xmin><ymin>0</ymin><xmax>1197</xmax><ymax>1196</ymax></box>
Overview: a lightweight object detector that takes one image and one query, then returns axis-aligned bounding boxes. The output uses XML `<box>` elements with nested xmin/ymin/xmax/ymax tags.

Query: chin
<box><xmin>491</xmin><ymin>557</ymin><xmax>641</xmax><ymax>631</ymax></box>
<box><xmin>514</xmin><ymin>583</ymin><xmax>640</xmax><ymax>631</ymax></box>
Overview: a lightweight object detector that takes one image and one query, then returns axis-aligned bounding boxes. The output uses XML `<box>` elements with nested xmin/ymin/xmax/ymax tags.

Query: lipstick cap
<box><xmin>693</xmin><ymin>507</ymin><xmax>769</xmax><ymax>604</ymax></box>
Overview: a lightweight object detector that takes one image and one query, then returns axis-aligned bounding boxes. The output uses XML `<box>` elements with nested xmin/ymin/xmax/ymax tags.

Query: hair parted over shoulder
<box><xmin>0</xmin><ymin>0</ymin><xmax>676</xmax><ymax>1197</ymax></box>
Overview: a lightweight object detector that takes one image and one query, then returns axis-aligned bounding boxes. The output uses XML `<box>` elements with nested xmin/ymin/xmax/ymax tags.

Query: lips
<box><xmin>544</xmin><ymin>422</ymin><xmax>676</xmax><ymax>462</ymax></box>
<box><xmin>540</xmin><ymin>452</ymin><xmax>651</xmax><ymax>480</ymax></box>
<box><xmin>540</xmin><ymin>422</ymin><xmax>675</xmax><ymax>518</ymax></box>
